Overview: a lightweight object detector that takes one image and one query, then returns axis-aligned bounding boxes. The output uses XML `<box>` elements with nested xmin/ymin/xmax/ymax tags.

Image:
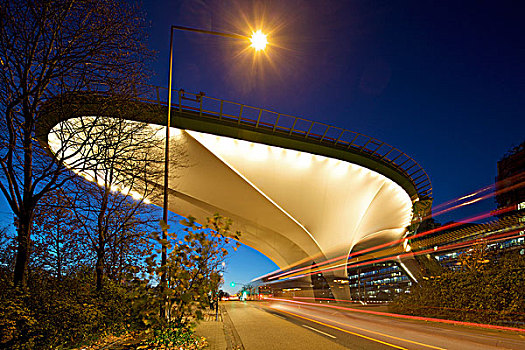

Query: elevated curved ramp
<box><xmin>38</xmin><ymin>88</ymin><xmax>432</xmax><ymax>300</ymax></box>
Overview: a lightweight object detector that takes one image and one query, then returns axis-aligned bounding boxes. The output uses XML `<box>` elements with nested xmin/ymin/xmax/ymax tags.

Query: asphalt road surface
<box><xmin>222</xmin><ymin>301</ymin><xmax>525</xmax><ymax>350</ymax></box>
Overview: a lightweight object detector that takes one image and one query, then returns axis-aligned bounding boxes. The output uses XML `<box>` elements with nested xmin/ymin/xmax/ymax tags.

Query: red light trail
<box><xmin>267</xmin><ymin>205</ymin><xmax>519</xmax><ymax>282</ymax></box>
<box><xmin>275</xmin><ymin>228</ymin><xmax>523</xmax><ymax>282</ymax></box>
<box><xmin>266</xmin><ymin>297</ymin><xmax>525</xmax><ymax>333</ymax></box>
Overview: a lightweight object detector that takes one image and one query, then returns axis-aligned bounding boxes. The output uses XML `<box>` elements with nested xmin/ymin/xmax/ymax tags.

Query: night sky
<box><xmin>1</xmin><ymin>0</ymin><xmax>524</xmax><ymax>294</ymax></box>
<box><xmin>142</xmin><ymin>0</ymin><xmax>524</xmax><ymax>207</ymax></box>
<box><xmin>141</xmin><ymin>0</ymin><xmax>524</xmax><ymax>293</ymax></box>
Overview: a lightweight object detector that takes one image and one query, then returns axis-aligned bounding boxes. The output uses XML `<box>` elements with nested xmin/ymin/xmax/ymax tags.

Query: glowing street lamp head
<box><xmin>250</xmin><ymin>30</ymin><xmax>268</xmax><ymax>51</ymax></box>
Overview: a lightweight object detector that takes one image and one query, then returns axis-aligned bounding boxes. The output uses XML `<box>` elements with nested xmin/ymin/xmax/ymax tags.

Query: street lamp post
<box><xmin>161</xmin><ymin>25</ymin><xmax>267</xmax><ymax>318</ymax></box>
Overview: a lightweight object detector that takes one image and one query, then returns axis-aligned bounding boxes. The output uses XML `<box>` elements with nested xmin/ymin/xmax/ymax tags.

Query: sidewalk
<box><xmin>194</xmin><ymin>306</ymin><xmax>228</xmax><ymax>350</ymax></box>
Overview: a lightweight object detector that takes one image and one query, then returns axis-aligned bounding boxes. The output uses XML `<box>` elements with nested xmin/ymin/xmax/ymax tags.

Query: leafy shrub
<box><xmin>0</xmin><ymin>269</ymin><xmax>144</xmax><ymax>349</ymax></box>
<box><xmin>0</xmin><ymin>214</ymin><xmax>238</xmax><ymax>349</ymax></box>
<box><xmin>390</xmin><ymin>251</ymin><xmax>525</xmax><ymax>327</ymax></box>
<box><xmin>0</xmin><ymin>286</ymin><xmax>39</xmax><ymax>349</ymax></box>
<box><xmin>142</xmin><ymin>323</ymin><xmax>207</xmax><ymax>349</ymax></box>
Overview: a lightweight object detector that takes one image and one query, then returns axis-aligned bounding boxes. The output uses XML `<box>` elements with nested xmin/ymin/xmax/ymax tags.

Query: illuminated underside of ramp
<box><xmin>49</xmin><ymin>118</ymin><xmax>413</xmax><ymax>277</ymax></box>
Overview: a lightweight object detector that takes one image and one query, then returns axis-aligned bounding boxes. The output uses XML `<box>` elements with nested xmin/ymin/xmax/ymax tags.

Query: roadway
<box><xmin>222</xmin><ymin>301</ymin><xmax>525</xmax><ymax>350</ymax></box>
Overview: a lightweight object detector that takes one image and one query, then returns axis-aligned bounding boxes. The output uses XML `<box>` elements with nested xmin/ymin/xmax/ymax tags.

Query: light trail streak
<box><xmin>276</xmin><ymin>229</ymin><xmax>523</xmax><ymax>281</ymax></box>
<box><xmin>250</xmin><ymin>251</ymin><xmax>327</xmax><ymax>282</ymax></box>
<box><xmin>268</xmin><ymin>306</ymin><xmax>410</xmax><ymax>349</ymax></box>
<box><xmin>432</xmin><ymin>184</ymin><xmax>493</xmax><ymax>210</ymax></box>
<box><xmin>431</xmin><ymin>171</ymin><xmax>524</xmax><ymax>213</ymax></box>
<box><xmin>274</xmin><ymin>230</ymin><xmax>521</xmax><ymax>282</ymax></box>
<box><xmin>290</xmin><ymin>296</ymin><xmax>525</xmax><ymax>316</ymax></box>
<box><xmin>267</xmin><ymin>205</ymin><xmax>518</xmax><ymax>281</ymax></box>
<box><xmin>267</xmin><ymin>252</ymin><xmax>353</xmax><ymax>281</ymax></box>
<box><xmin>279</xmin><ymin>231</ymin><xmax>519</xmax><ymax>283</ymax></box>
<box><xmin>267</xmin><ymin>297</ymin><xmax>525</xmax><ymax>333</ymax></box>
<box><xmin>294</xmin><ymin>231</ymin><xmax>523</xmax><ymax>280</ymax></box>
<box><xmin>261</xmin><ymin>173</ymin><xmax>524</xmax><ymax>284</ymax></box>
<box><xmin>430</xmin><ymin>179</ymin><xmax>525</xmax><ymax>219</ymax></box>
<box><xmin>348</xmin><ymin>206</ymin><xmax>516</xmax><ymax>257</ymax></box>
<box><xmin>292</xmin><ymin>296</ymin><xmax>365</xmax><ymax>304</ymax></box>
<box><xmin>400</xmin><ymin>303</ymin><xmax>525</xmax><ymax>317</ymax></box>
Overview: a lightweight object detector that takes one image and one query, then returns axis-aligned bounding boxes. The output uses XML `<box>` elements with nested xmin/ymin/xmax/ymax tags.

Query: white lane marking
<box><xmin>273</xmin><ymin>313</ymin><xmax>286</xmax><ymax>320</ymax></box>
<box><xmin>303</xmin><ymin>324</ymin><xmax>337</xmax><ymax>339</ymax></box>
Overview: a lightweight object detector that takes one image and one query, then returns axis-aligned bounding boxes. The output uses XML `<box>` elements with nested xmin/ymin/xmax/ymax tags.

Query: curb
<box><xmin>220</xmin><ymin>305</ymin><xmax>245</xmax><ymax>350</ymax></box>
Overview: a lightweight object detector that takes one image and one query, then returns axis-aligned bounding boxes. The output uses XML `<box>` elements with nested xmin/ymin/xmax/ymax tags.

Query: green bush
<box><xmin>0</xmin><ymin>269</ymin><xmax>144</xmax><ymax>349</ymax></box>
<box><xmin>0</xmin><ymin>287</ymin><xmax>39</xmax><ymax>349</ymax></box>
<box><xmin>390</xmin><ymin>251</ymin><xmax>525</xmax><ymax>327</ymax></box>
<box><xmin>142</xmin><ymin>323</ymin><xmax>207</xmax><ymax>349</ymax></box>
<box><xmin>0</xmin><ymin>214</ymin><xmax>239</xmax><ymax>349</ymax></box>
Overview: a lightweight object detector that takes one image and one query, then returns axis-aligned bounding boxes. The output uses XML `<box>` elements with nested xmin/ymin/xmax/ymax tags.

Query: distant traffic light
<box><xmin>230</xmin><ymin>281</ymin><xmax>236</xmax><ymax>288</ymax></box>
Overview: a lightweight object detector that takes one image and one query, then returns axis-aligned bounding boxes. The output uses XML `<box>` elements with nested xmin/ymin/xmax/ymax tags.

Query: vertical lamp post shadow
<box><xmin>162</xmin><ymin>25</ymin><xmax>268</xmax><ymax>319</ymax></box>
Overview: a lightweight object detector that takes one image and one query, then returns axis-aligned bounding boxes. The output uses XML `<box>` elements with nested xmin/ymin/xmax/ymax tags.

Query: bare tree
<box><xmin>0</xmin><ymin>225</ymin><xmax>15</xmax><ymax>274</ymax></box>
<box><xmin>69</xmin><ymin>116</ymin><xmax>170</xmax><ymax>290</ymax></box>
<box><xmin>31</xmin><ymin>188</ymin><xmax>87</xmax><ymax>280</ymax></box>
<box><xmin>0</xmin><ymin>0</ymin><xmax>151</xmax><ymax>287</ymax></box>
<box><xmin>104</xmin><ymin>212</ymin><xmax>153</xmax><ymax>283</ymax></box>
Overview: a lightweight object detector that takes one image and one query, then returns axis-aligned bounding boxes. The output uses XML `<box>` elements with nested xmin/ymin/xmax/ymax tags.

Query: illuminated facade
<box><xmin>39</xmin><ymin>89</ymin><xmax>432</xmax><ymax>300</ymax></box>
<box><xmin>347</xmin><ymin>262</ymin><xmax>411</xmax><ymax>302</ymax></box>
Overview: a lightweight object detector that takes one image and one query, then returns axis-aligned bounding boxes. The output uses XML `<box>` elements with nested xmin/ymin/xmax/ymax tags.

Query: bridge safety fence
<box><xmin>96</xmin><ymin>84</ymin><xmax>433</xmax><ymax>200</ymax></box>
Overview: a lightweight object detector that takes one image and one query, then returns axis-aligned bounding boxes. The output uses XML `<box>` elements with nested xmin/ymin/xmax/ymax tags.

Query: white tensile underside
<box><xmin>49</xmin><ymin>118</ymin><xmax>413</xmax><ymax>273</ymax></box>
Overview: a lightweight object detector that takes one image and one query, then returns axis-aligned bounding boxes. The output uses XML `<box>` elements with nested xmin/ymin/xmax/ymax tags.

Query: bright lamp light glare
<box><xmin>250</xmin><ymin>30</ymin><xmax>267</xmax><ymax>51</ymax></box>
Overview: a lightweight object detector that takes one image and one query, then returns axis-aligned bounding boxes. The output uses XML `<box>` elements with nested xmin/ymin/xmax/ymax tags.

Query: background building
<box><xmin>495</xmin><ymin>141</ymin><xmax>525</xmax><ymax>211</ymax></box>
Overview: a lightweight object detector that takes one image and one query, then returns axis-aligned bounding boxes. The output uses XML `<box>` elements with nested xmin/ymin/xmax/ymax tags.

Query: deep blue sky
<box><xmin>142</xmin><ymin>0</ymin><xmax>524</xmax><ymax>207</ymax></box>
<box><xmin>1</xmin><ymin>0</ymin><xmax>524</xmax><ymax>294</ymax></box>
<box><xmin>140</xmin><ymin>0</ymin><xmax>524</xmax><ymax>293</ymax></box>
